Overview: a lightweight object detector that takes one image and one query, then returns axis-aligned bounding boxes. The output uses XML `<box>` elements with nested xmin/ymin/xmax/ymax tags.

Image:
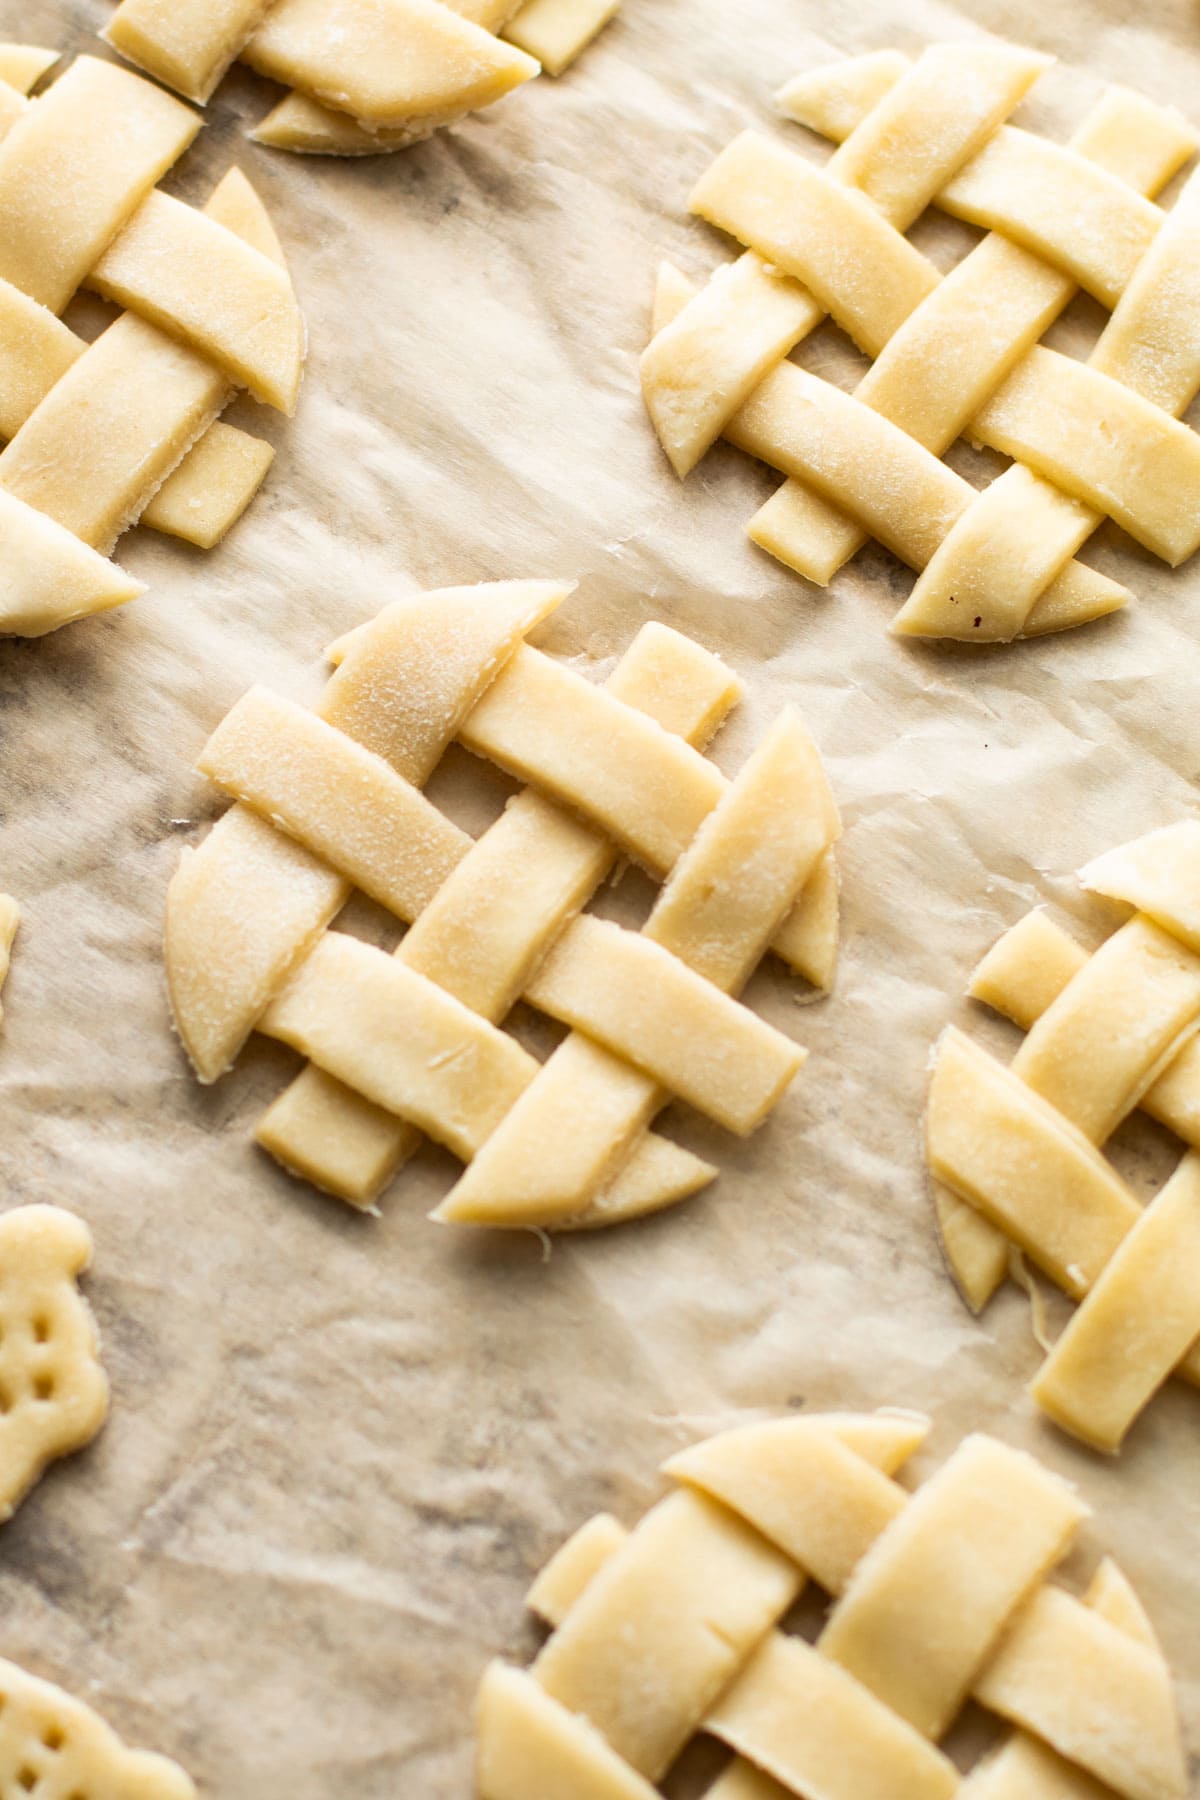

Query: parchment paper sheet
<box><xmin>1</xmin><ymin>0</ymin><xmax>1199</xmax><ymax>1793</ymax></box>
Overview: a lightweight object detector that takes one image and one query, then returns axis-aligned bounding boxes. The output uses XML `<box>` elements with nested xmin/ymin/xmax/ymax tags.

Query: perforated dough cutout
<box><xmin>642</xmin><ymin>42</ymin><xmax>1200</xmax><ymax>643</ymax></box>
<box><xmin>0</xmin><ymin>1655</ymin><xmax>195</xmax><ymax>1799</ymax></box>
<box><xmin>927</xmin><ymin>822</ymin><xmax>1200</xmax><ymax>1452</ymax></box>
<box><xmin>100</xmin><ymin>0</ymin><xmax>619</xmax><ymax>155</ymax></box>
<box><xmin>475</xmin><ymin>1411</ymin><xmax>1186</xmax><ymax>1800</ymax></box>
<box><xmin>0</xmin><ymin>48</ymin><xmax>303</xmax><ymax>636</ymax></box>
<box><xmin>0</xmin><ymin>1205</ymin><xmax>108</xmax><ymax>1522</ymax></box>
<box><xmin>165</xmin><ymin>578</ymin><xmax>839</xmax><ymax>1227</ymax></box>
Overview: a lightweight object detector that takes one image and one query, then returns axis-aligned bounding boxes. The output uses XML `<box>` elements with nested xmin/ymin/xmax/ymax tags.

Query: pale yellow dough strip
<box><xmin>166</xmin><ymin>580</ymin><xmax>569</xmax><ymax>1081</ymax></box>
<box><xmin>974</xmin><ymin>1584</ymin><xmax>1186</xmax><ymax>1800</ymax></box>
<box><xmin>707</xmin><ymin>1631</ymin><xmax>958</xmax><ymax>1800</ymax></box>
<box><xmin>0</xmin><ymin>894</ymin><xmax>16</xmax><ymax>1018</ymax></box>
<box><xmin>140</xmin><ymin>419</ymin><xmax>275</xmax><ymax>548</ymax></box>
<box><xmin>257</xmin><ymin>620</ymin><xmax>740</xmax><ymax>1209</ymax></box>
<box><xmin>0</xmin><ymin>56</ymin><xmax>200</xmax><ymax>313</ymax></box>
<box><xmin>1081</xmin><ymin>820</ymin><xmax>1200</xmax><ymax>954</ymax></box>
<box><xmin>104</xmin><ymin>0</ymin><xmax>278</xmax><ymax>105</ymax></box>
<box><xmin>88</xmin><ymin>188</ymin><xmax>306</xmax><ymax>414</ymax></box>
<box><xmin>0</xmin><ymin>276</ymin><xmax>82</xmax><ymax>442</ymax></box>
<box><xmin>243</xmin><ymin>0</ymin><xmax>538</xmax><ymax>131</ymax></box>
<box><xmin>503</xmin><ymin>0</ymin><xmax>620</xmax><ymax>77</ymax></box>
<box><xmin>1030</xmin><ymin>1151</ymin><xmax>1200</xmax><ymax>1451</ymax></box>
<box><xmin>774</xmin><ymin>50</ymin><xmax>910</xmax><ymax>142</ymax></box>
<box><xmin>818</xmin><ymin>1433</ymin><xmax>1085</xmax><ymax>1739</ymax></box>
<box><xmin>197</xmin><ymin>685</ymin><xmax>471</xmax><ymax>924</ymax></box>
<box><xmin>752</xmin><ymin>90</ymin><xmax>1194</xmax><ymax>627</ymax></box>
<box><xmin>257</xmin><ymin>933</ymin><xmax>538</xmax><ymax>1161</ymax></box>
<box><xmin>0</xmin><ymin>312</ymin><xmax>227</xmax><ymax>553</ymax></box>
<box><xmin>253</xmin><ymin>92</ymin><xmax>449</xmax><ymax>155</ymax></box>
<box><xmin>970</xmin><ymin>905</ymin><xmax>1200</xmax><ymax>1148</ymax></box>
<box><xmin>1008</xmin><ymin>915</ymin><xmax>1200</xmax><ymax>1143</ymax></box>
<box><xmin>438</xmin><ymin>710</ymin><xmax>835</xmax><ymax>1227</ymax></box>
<box><xmin>524</xmin><ymin>914</ymin><xmax>806</xmax><ymax>1133</ymax></box>
<box><xmin>927</xmin><ymin>1025</ymin><xmax>1200</xmax><ymax>1389</ymax></box>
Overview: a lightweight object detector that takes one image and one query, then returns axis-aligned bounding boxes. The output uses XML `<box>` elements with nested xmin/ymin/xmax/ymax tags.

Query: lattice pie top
<box><xmin>0</xmin><ymin>49</ymin><xmax>304</xmax><ymax>636</ymax></box>
<box><xmin>475</xmin><ymin>1410</ymin><xmax>1186</xmax><ymax>1800</ymax></box>
<box><xmin>928</xmin><ymin>824</ymin><xmax>1200</xmax><ymax>1454</ymax></box>
<box><xmin>101</xmin><ymin>0</ymin><xmax>620</xmax><ymax>157</ymax></box>
<box><xmin>643</xmin><ymin>42</ymin><xmax>1200</xmax><ymax>644</ymax></box>
<box><xmin>165</xmin><ymin>578</ymin><xmax>838</xmax><ymax>1227</ymax></box>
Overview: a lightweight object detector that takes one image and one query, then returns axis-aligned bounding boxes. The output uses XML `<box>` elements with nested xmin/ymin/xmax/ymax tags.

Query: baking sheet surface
<box><xmin>1</xmin><ymin>0</ymin><xmax>1199</xmax><ymax>1793</ymax></box>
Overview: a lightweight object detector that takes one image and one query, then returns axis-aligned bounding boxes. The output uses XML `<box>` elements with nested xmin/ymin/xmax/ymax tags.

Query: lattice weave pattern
<box><xmin>101</xmin><ymin>0</ymin><xmax>620</xmax><ymax>157</ymax></box>
<box><xmin>166</xmin><ymin>579</ymin><xmax>838</xmax><ymax>1227</ymax></box>
<box><xmin>0</xmin><ymin>50</ymin><xmax>303</xmax><ymax>637</ymax></box>
<box><xmin>642</xmin><ymin>43</ymin><xmax>1200</xmax><ymax>643</ymax></box>
<box><xmin>928</xmin><ymin>824</ymin><xmax>1200</xmax><ymax>1453</ymax></box>
<box><xmin>475</xmin><ymin>1412</ymin><xmax>1186</xmax><ymax>1800</ymax></box>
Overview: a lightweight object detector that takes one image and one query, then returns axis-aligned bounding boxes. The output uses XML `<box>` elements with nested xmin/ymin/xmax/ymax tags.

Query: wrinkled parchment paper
<box><xmin>2</xmin><ymin>1</ymin><xmax>1199</xmax><ymax>1793</ymax></box>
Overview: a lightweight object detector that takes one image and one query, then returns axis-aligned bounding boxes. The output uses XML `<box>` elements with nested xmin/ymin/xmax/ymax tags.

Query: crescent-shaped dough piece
<box><xmin>0</xmin><ymin>485</ymin><xmax>145</xmax><ymax>637</ymax></box>
<box><xmin>774</xmin><ymin>50</ymin><xmax>909</xmax><ymax>141</ymax></box>
<box><xmin>0</xmin><ymin>44</ymin><xmax>60</xmax><ymax>94</ymax></box>
<box><xmin>476</xmin><ymin>1662</ymin><xmax>660</xmax><ymax>1800</ymax></box>
<box><xmin>818</xmin><ymin>1434</ymin><xmax>1085</xmax><ymax>1739</ymax></box>
<box><xmin>243</xmin><ymin>0</ymin><xmax>538</xmax><ymax>131</ymax></box>
<box><xmin>0</xmin><ymin>1655</ymin><xmax>194</xmax><ymax>1799</ymax></box>
<box><xmin>252</xmin><ymin>90</ymin><xmax>449</xmax><ymax>154</ymax></box>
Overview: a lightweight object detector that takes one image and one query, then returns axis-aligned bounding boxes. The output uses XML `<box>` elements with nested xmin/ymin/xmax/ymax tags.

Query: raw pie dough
<box><xmin>100</xmin><ymin>0</ymin><xmax>620</xmax><ymax>156</ymax></box>
<box><xmin>165</xmin><ymin>578</ymin><xmax>840</xmax><ymax>1225</ymax></box>
<box><xmin>0</xmin><ymin>1655</ymin><xmax>194</xmax><ymax>1798</ymax></box>
<box><xmin>0</xmin><ymin>49</ymin><xmax>304</xmax><ymax>636</ymax></box>
<box><xmin>0</xmin><ymin>1205</ymin><xmax>108</xmax><ymax>1522</ymax></box>
<box><xmin>927</xmin><ymin>823</ymin><xmax>1200</xmax><ymax>1453</ymax></box>
<box><xmin>642</xmin><ymin>41</ymin><xmax>1200</xmax><ymax>642</ymax></box>
<box><xmin>475</xmin><ymin>1410</ymin><xmax>1187</xmax><ymax>1800</ymax></box>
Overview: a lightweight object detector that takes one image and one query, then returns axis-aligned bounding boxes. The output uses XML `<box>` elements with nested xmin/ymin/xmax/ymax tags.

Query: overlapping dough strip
<box><xmin>0</xmin><ymin>55</ymin><xmax>300</xmax><ymax>631</ymax></box>
<box><xmin>644</xmin><ymin>43</ymin><xmax>1200</xmax><ymax>640</ymax></box>
<box><xmin>476</xmin><ymin>1415</ymin><xmax>1186</xmax><ymax>1800</ymax></box>
<box><xmin>928</xmin><ymin>824</ymin><xmax>1200</xmax><ymax>1449</ymax></box>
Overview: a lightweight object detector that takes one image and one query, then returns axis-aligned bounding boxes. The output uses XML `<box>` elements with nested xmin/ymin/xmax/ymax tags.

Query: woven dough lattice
<box><xmin>166</xmin><ymin>578</ymin><xmax>838</xmax><ymax>1226</ymax></box>
<box><xmin>928</xmin><ymin>823</ymin><xmax>1200</xmax><ymax>1453</ymax></box>
<box><xmin>642</xmin><ymin>42</ymin><xmax>1200</xmax><ymax>643</ymax></box>
<box><xmin>0</xmin><ymin>48</ymin><xmax>303</xmax><ymax>637</ymax></box>
<box><xmin>475</xmin><ymin>1411</ymin><xmax>1186</xmax><ymax>1800</ymax></box>
<box><xmin>101</xmin><ymin>0</ymin><xmax>620</xmax><ymax>156</ymax></box>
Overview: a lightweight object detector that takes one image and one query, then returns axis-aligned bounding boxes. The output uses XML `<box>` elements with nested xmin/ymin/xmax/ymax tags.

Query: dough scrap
<box><xmin>0</xmin><ymin>1205</ymin><xmax>108</xmax><ymax>1522</ymax></box>
<box><xmin>927</xmin><ymin>826</ymin><xmax>1200</xmax><ymax>1447</ymax></box>
<box><xmin>0</xmin><ymin>1654</ymin><xmax>194</xmax><ymax>1798</ymax></box>
<box><xmin>0</xmin><ymin>52</ymin><xmax>302</xmax><ymax>632</ymax></box>
<box><xmin>476</xmin><ymin>1413</ymin><xmax>1185</xmax><ymax>1800</ymax></box>
<box><xmin>0</xmin><ymin>894</ymin><xmax>16</xmax><ymax>1018</ymax></box>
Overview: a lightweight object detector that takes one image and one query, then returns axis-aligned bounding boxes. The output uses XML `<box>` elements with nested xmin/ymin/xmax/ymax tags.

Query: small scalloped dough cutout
<box><xmin>0</xmin><ymin>896</ymin><xmax>17</xmax><ymax>1021</ymax></box>
<box><xmin>502</xmin><ymin>0</ymin><xmax>620</xmax><ymax>77</ymax></box>
<box><xmin>0</xmin><ymin>1656</ymin><xmax>195</xmax><ymax>1799</ymax></box>
<box><xmin>0</xmin><ymin>1205</ymin><xmax>108</xmax><ymax>1521</ymax></box>
<box><xmin>476</xmin><ymin>1412</ymin><xmax>1186</xmax><ymax>1800</ymax></box>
